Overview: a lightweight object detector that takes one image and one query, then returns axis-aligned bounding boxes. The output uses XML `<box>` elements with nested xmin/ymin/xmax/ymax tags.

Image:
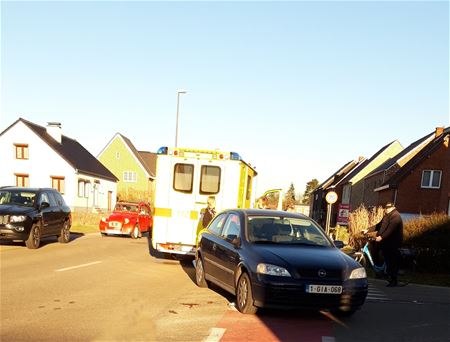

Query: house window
<box><xmin>78</xmin><ymin>179</ymin><xmax>90</xmax><ymax>198</ymax></box>
<box><xmin>14</xmin><ymin>144</ymin><xmax>29</xmax><ymax>160</ymax></box>
<box><xmin>123</xmin><ymin>171</ymin><xmax>137</xmax><ymax>183</ymax></box>
<box><xmin>51</xmin><ymin>176</ymin><xmax>65</xmax><ymax>194</ymax></box>
<box><xmin>200</xmin><ymin>165</ymin><xmax>221</xmax><ymax>195</ymax></box>
<box><xmin>15</xmin><ymin>173</ymin><xmax>29</xmax><ymax>187</ymax></box>
<box><xmin>421</xmin><ymin>170</ymin><xmax>442</xmax><ymax>189</ymax></box>
<box><xmin>115</xmin><ymin>152</ymin><xmax>120</xmax><ymax>159</ymax></box>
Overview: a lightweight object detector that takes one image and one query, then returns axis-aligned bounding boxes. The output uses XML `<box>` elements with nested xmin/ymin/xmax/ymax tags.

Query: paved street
<box><xmin>1</xmin><ymin>233</ymin><xmax>449</xmax><ymax>342</ymax></box>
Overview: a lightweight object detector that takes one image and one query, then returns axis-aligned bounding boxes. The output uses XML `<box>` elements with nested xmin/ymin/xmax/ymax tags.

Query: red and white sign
<box><xmin>337</xmin><ymin>204</ymin><xmax>350</xmax><ymax>226</ymax></box>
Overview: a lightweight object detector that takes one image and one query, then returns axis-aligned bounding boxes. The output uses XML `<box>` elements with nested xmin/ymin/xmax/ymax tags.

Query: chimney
<box><xmin>435</xmin><ymin>127</ymin><xmax>444</xmax><ymax>138</ymax></box>
<box><xmin>46</xmin><ymin>122</ymin><xmax>62</xmax><ymax>143</ymax></box>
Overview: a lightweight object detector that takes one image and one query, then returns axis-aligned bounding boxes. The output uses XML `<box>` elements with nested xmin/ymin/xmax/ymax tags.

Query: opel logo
<box><xmin>318</xmin><ymin>269</ymin><xmax>327</xmax><ymax>278</ymax></box>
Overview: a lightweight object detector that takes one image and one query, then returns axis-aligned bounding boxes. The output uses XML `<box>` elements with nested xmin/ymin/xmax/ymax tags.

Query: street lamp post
<box><xmin>175</xmin><ymin>89</ymin><xmax>187</xmax><ymax>147</ymax></box>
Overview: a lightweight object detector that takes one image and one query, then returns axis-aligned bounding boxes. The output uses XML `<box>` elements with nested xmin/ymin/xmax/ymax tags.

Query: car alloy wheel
<box><xmin>25</xmin><ymin>224</ymin><xmax>41</xmax><ymax>249</ymax></box>
<box><xmin>236</xmin><ymin>273</ymin><xmax>257</xmax><ymax>314</ymax></box>
<box><xmin>58</xmin><ymin>221</ymin><xmax>70</xmax><ymax>243</ymax></box>
<box><xmin>195</xmin><ymin>257</ymin><xmax>208</xmax><ymax>288</ymax></box>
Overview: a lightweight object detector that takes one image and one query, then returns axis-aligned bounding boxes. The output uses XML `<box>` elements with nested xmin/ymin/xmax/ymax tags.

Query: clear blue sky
<box><xmin>1</xmin><ymin>1</ymin><xmax>449</xmax><ymax>196</ymax></box>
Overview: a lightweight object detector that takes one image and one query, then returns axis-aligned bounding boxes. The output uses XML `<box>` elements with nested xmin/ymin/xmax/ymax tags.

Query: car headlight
<box><xmin>101</xmin><ymin>217</ymin><xmax>107</xmax><ymax>223</ymax></box>
<box><xmin>10</xmin><ymin>215</ymin><xmax>26</xmax><ymax>223</ymax></box>
<box><xmin>124</xmin><ymin>218</ymin><xmax>130</xmax><ymax>224</ymax></box>
<box><xmin>349</xmin><ymin>267</ymin><xmax>367</xmax><ymax>279</ymax></box>
<box><xmin>256</xmin><ymin>263</ymin><xmax>291</xmax><ymax>277</ymax></box>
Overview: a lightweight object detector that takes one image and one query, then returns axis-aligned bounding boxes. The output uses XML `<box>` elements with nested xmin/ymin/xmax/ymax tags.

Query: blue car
<box><xmin>195</xmin><ymin>209</ymin><xmax>368</xmax><ymax>314</ymax></box>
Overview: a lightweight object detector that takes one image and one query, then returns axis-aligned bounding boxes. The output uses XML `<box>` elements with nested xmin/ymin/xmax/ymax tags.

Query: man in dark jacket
<box><xmin>374</xmin><ymin>202</ymin><xmax>404</xmax><ymax>287</ymax></box>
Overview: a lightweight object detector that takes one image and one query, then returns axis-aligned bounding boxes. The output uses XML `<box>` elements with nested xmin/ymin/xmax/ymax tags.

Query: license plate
<box><xmin>306</xmin><ymin>285</ymin><xmax>342</xmax><ymax>294</ymax></box>
<box><xmin>109</xmin><ymin>222</ymin><xmax>121</xmax><ymax>229</ymax></box>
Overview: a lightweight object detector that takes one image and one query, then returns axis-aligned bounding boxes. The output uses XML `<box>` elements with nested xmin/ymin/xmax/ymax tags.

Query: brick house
<box><xmin>376</xmin><ymin>127</ymin><xmax>450</xmax><ymax>216</ymax></box>
<box><xmin>310</xmin><ymin>160</ymin><xmax>359</xmax><ymax>228</ymax></box>
<box><xmin>362</xmin><ymin>131</ymin><xmax>435</xmax><ymax>208</ymax></box>
<box><xmin>320</xmin><ymin>141</ymin><xmax>403</xmax><ymax>228</ymax></box>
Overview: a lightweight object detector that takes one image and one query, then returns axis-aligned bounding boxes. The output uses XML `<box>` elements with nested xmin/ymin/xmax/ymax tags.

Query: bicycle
<box><xmin>353</xmin><ymin>233</ymin><xmax>417</xmax><ymax>285</ymax></box>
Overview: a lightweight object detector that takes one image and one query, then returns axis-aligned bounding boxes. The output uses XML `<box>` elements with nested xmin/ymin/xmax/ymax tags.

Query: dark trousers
<box><xmin>368</xmin><ymin>241</ymin><xmax>383</xmax><ymax>267</ymax></box>
<box><xmin>382</xmin><ymin>247</ymin><xmax>400</xmax><ymax>282</ymax></box>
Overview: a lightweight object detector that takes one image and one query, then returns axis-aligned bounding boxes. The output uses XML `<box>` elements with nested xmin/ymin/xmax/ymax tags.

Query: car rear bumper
<box><xmin>252</xmin><ymin>279</ymin><xmax>368</xmax><ymax>311</ymax></box>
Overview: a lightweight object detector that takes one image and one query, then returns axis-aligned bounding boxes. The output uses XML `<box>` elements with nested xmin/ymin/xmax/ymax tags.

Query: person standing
<box><xmin>202</xmin><ymin>196</ymin><xmax>216</xmax><ymax>228</ymax></box>
<box><xmin>373</xmin><ymin>202</ymin><xmax>404</xmax><ymax>287</ymax></box>
<box><xmin>196</xmin><ymin>196</ymin><xmax>217</xmax><ymax>245</ymax></box>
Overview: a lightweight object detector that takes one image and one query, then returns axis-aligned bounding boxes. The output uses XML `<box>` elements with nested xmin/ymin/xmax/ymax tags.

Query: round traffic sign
<box><xmin>325</xmin><ymin>191</ymin><xmax>338</xmax><ymax>204</ymax></box>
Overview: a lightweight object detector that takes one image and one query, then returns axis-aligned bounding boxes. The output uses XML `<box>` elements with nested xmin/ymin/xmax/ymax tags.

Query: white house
<box><xmin>0</xmin><ymin>118</ymin><xmax>118</xmax><ymax>212</ymax></box>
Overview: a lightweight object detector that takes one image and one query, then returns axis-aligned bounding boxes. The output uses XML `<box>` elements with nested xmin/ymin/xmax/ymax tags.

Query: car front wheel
<box><xmin>131</xmin><ymin>225</ymin><xmax>140</xmax><ymax>239</ymax></box>
<box><xmin>25</xmin><ymin>223</ymin><xmax>41</xmax><ymax>249</ymax></box>
<box><xmin>58</xmin><ymin>221</ymin><xmax>70</xmax><ymax>243</ymax></box>
<box><xmin>236</xmin><ymin>272</ymin><xmax>258</xmax><ymax>314</ymax></box>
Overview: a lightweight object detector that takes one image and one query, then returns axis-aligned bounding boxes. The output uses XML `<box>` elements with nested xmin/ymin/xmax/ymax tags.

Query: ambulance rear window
<box><xmin>200</xmin><ymin>165</ymin><xmax>221</xmax><ymax>195</ymax></box>
<box><xmin>173</xmin><ymin>163</ymin><xmax>194</xmax><ymax>193</ymax></box>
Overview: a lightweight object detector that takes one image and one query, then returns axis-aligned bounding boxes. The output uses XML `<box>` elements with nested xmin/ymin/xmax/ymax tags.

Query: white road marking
<box><xmin>367</xmin><ymin>284</ymin><xmax>391</xmax><ymax>301</ymax></box>
<box><xmin>203</xmin><ymin>328</ymin><xmax>226</xmax><ymax>342</ymax></box>
<box><xmin>322</xmin><ymin>337</ymin><xmax>336</xmax><ymax>342</ymax></box>
<box><xmin>55</xmin><ymin>261</ymin><xmax>102</xmax><ymax>272</ymax></box>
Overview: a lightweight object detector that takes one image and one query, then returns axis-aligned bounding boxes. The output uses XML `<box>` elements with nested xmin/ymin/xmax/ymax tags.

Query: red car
<box><xmin>99</xmin><ymin>201</ymin><xmax>153</xmax><ymax>239</ymax></box>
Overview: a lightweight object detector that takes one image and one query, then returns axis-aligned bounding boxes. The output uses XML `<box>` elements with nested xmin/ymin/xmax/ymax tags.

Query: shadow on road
<box><xmin>0</xmin><ymin>232</ymin><xmax>86</xmax><ymax>249</ymax></box>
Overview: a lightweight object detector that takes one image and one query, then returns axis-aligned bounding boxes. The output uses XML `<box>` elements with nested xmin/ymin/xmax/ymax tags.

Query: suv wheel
<box><xmin>25</xmin><ymin>223</ymin><xmax>41</xmax><ymax>249</ymax></box>
<box><xmin>58</xmin><ymin>221</ymin><xmax>70</xmax><ymax>243</ymax></box>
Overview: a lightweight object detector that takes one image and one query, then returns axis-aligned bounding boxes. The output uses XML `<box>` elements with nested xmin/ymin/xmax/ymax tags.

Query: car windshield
<box><xmin>0</xmin><ymin>190</ymin><xmax>36</xmax><ymax>207</ymax></box>
<box><xmin>247</xmin><ymin>216</ymin><xmax>331</xmax><ymax>247</ymax></box>
<box><xmin>114</xmin><ymin>203</ymin><xmax>139</xmax><ymax>213</ymax></box>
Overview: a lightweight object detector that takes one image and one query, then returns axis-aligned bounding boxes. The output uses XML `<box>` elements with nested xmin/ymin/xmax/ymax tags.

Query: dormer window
<box><xmin>14</xmin><ymin>144</ymin><xmax>29</xmax><ymax>160</ymax></box>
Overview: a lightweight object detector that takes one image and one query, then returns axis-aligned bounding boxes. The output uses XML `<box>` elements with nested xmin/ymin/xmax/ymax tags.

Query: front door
<box><xmin>37</xmin><ymin>192</ymin><xmax>57</xmax><ymax>234</ymax></box>
<box><xmin>215</xmin><ymin>213</ymin><xmax>242</xmax><ymax>287</ymax></box>
<box><xmin>138</xmin><ymin>203</ymin><xmax>150</xmax><ymax>232</ymax></box>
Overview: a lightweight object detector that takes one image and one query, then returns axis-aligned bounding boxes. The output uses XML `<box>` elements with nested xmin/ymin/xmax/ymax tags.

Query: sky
<box><xmin>1</xmin><ymin>1</ymin><xmax>449</xmax><ymax>197</ymax></box>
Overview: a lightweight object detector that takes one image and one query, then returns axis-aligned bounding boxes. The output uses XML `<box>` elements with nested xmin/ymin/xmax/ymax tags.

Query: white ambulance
<box><xmin>151</xmin><ymin>146</ymin><xmax>263</xmax><ymax>259</ymax></box>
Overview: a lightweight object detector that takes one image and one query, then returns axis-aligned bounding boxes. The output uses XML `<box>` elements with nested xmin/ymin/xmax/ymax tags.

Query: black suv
<box><xmin>0</xmin><ymin>187</ymin><xmax>71</xmax><ymax>249</ymax></box>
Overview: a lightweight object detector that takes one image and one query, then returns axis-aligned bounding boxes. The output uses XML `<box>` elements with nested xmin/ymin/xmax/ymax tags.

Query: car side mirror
<box><xmin>333</xmin><ymin>240</ymin><xmax>344</xmax><ymax>249</ymax></box>
<box><xmin>40</xmin><ymin>202</ymin><xmax>50</xmax><ymax>210</ymax></box>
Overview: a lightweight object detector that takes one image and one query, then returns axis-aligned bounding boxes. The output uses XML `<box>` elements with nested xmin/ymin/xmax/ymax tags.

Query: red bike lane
<box><xmin>212</xmin><ymin>307</ymin><xmax>337</xmax><ymax>342</ymax></box>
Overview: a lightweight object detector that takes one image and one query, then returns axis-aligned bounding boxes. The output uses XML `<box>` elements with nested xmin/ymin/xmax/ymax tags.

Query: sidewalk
<box><xmin>369</xmin><ymin>278</ymin><xmax>450</xmax><ymax>305</ymax></box>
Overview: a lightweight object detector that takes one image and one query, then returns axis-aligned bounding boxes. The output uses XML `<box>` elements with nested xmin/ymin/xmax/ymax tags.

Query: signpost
<box><xmin>325</xmin><ymin>191</ymin><xmax>338</xmax><ymax>236</ymax></box>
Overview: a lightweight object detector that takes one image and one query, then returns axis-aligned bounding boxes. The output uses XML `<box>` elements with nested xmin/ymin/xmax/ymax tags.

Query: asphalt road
<box><xmin>1</xmin><ymin>233</ymin><xmax>449</xmax><ymax>342</ymax></box>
